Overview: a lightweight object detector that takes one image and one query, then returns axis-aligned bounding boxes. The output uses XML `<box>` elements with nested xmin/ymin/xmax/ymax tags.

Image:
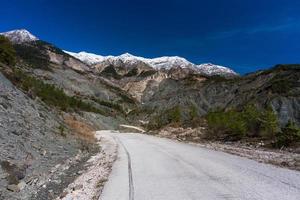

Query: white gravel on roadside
<box><xmin>57</xmin><ymin>131</ymin><xmax>118</xmax><ymax>200</ymax></box>
<box><xmin>194</xmin><ymin>141</ymin><xmax>300</xmax><ymax>171</ymax></box>
<box><xmin>156</xmin><ymin>126</ymin><xmax>300</xmax><ymax>171</ymax></box>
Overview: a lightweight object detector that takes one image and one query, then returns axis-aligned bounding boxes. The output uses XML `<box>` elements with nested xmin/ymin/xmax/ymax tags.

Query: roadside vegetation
<box><xmin>147</xmin><ymin>105</ymin><xmax>182</xmax><ymax>129</ymax></box>
<box><xmin>206</xmin><ymin>104</ymin><xmax>300</xmax><ymax>147</ymax></box>
<box><xmin>147</xmin><ymin>102</ymin><xmax>300</xmax><ymax>148</ymax></box>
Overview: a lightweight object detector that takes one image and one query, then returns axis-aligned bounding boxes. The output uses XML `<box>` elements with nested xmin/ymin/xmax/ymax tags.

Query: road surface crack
<box><xmin>114</xmin><ymin>136</ymin><xmax>135</xmax><ymax>200</ymax></box>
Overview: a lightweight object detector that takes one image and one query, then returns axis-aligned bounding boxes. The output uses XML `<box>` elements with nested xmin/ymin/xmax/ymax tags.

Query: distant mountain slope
<box><xmin>133</xmin><ymin>65</ymin><xmax>300</xmax><ymax>129</ymax></box>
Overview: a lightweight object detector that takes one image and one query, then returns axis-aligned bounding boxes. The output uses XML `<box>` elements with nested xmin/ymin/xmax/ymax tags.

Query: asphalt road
<box><xmin>99</xmin><ymin>131</ymin><xmax>300</xmax><ymax>200</ymax></box>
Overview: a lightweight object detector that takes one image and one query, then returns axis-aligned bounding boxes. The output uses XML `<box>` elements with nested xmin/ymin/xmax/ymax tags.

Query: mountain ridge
<box><xmin>0</xmin><ymin>29</ymin><xmax>238</xmax><ymax>77</ymax></box>
<box><xmin>65</xmin><ymin>50</ymin><xmax>238</xmax><ymax>77</ymax></box>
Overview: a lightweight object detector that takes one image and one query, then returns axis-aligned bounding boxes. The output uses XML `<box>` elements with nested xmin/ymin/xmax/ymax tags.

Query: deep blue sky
<box><xmin>1</xmin><ymin>0</ymin><xmax>300</xmax><ymax>74</ymax></box>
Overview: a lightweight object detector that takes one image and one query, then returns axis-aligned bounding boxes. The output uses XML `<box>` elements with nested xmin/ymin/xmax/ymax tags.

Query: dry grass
<box><xmin>64</xmin><ymin>115</ymin><xmax>96</xmax><ymax>143</ymax></box>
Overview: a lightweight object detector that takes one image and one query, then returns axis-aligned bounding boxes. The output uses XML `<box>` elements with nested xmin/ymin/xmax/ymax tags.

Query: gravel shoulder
<box><xmin>155</xmin><ymin>126</ymin><xmax>300</xmax><ymax>171</ymax></box>
<box><xmin>57</xmin><ymin>131</ymin><xmax>118</xmax><ymax>200</ymax></box>
<box><xmin>192</xmin><ymin>141</ymin><xmax>300</xmax><ymax>171</ymax></box>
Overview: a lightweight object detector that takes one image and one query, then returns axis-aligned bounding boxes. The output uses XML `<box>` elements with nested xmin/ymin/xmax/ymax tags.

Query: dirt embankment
<box><xmin>34</xmin><ymin>116</ymin><xmax>118</xmax><ymax>200</ymax></box>
<box><xmin>31</xmin><ymin>115</ymin><xmax>100</xmax><ymax>200</ymax></box>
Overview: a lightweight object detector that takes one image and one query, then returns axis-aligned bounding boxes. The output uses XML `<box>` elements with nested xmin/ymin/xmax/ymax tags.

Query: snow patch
<box><xmin>63</xmin><ymin>51</ymin><xmax>106</xmax><ymax>65</ymax></box>
<box><xmin>0</xmin><ymin>29</ymin><xmax>38</xmax><ymax>43</ymax></box>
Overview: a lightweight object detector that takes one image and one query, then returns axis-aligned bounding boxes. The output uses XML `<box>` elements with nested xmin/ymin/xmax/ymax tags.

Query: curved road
<box><xmin>99</xmin><ymin>131</ymin><xmax>300</xmax><ymax>200</ymax></box>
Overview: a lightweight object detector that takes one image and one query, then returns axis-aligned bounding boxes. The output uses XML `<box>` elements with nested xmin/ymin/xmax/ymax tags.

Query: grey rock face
<box><xmin>271</xmin><ymin>97</ymin><xmax>300</xmax><ymax>126</ymax></box>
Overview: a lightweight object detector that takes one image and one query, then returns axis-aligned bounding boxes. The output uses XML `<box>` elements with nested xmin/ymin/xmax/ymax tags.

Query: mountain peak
<box><xmin>0</xmin><ymin>29</ymin><xmax>38</xmax><ymax>43</ymax></box>
<box><xmin>63</xmin><ymin>50</ymin><xmax>107</xmax><ymax>65</ymax></box>
<box><xmin>120</xmin><ymin>52</ymin><xmax>134</xmax><ymax>57</ymax></box>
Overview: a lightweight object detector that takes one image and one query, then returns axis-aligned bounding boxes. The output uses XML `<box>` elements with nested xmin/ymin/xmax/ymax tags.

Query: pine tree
<box><xmin>260</xmin><ymin>106</ymin><xmax>280</xmax><ymax>139</ymax></box>
<box><xmin>242</xmin><ymin>104</ymin><xmax>261</xmax><ymax>136</ymax></box>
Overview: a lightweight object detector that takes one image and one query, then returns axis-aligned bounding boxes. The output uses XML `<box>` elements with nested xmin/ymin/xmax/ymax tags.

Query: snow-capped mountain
<box><xmin>141</xmin><ymin>56</ymin><xmax>194</xmax><ymax>70</ymax></box>
<box><xmin>0</xmin><ymin>29</ymin><xmax>237</xmax><ymax>76</ymax></box>
<box><xmin>63</xmin><ymin>51</ymin><xmax>106</xmax><ymax>65</ymax></box>
<box><xmin>0</xmin><ymin>29</ymin><xmax>38</xmax><ymax>43</ymax></box>
<box><xmin>194</xmin><ymin>63</ymin><xmax>237</xmax><ymax>76</ymax></box>
<box><xmin>65</xmin><ymin>51</ymin><xmax>238</xmax><ymax>76</ymax></box>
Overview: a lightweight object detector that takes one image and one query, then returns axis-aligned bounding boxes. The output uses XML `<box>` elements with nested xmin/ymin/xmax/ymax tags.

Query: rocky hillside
<box><xmin>0</xmin><ymin>31</ymin><xmax>131</xmax><ymax>199</ymax></box>
<box><xmin>0</xmin><ymin>68</ymin><xmax>83</xmax><ymax>199</ymax></box>
<box><xmin>64</xmin><ymin>51</ymin><xmax>238</xmax><ymax>101</ymax></box>
<box><xmin>2</xmin><ymin>29</ymin><xmax>299</xmax><ymax>130</ymax></box>
<box><xmin>1</xmin><ymin>30</ymin><xmax>137</xmax><ymax>114</ymax></box>
<box><xmin>132</xmin><ymin>65</ymin><xmax>300</xmax><ymax>127</ymax></box>
<box><xmin>1</xmin><ymin>30</ymin><xmax>300</xmax><ymax>125</ymax></box>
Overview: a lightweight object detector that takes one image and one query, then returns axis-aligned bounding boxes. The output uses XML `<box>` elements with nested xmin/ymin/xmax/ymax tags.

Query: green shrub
<box><xmin>0</xmin><ymin>35</ymin><xmax>16</xmax><ymax>66</ymax></box>
<box><xmin>275</xmin><ymin>120</ymin><xmax>300</xmax><ymax>147</ymax></box>
<box><xmin>167</xmin><ymin>105</ymin><xmax>181</xmax><ymax>123</ymax></box>
<box><xmin>206</xmin><ymin>109</ymin><xmax>246</xmax><ymax>139</ymax></box>
<box><xmin>147</xmin><ymin>114</ymin><xmax>164</xmax><ymax>130</ymax></box>
<box><xmin>146</xmin><ymin>106</ymin><xmax>182</xmax><ymax>130</ymax></box>
<box><xmin>206</xmin><ymin>104</ymin><xmax>280</xmax><ymax>140</ymax></box>
<box><xmin>58</xmin><ymin>124</ymin><xmax>66</xmax><ymax>137</ymax></box>
<box><xmin>227</xmin><ymin>111</ymin><xmax>247</xmax><ymax>137</ymax></box>
<box><xmin>189</xmin><ymin>104</ymin><xmax>198</xmax><ymax>120</ymax></box>
<box><xmin>242</xmin><ymin>104</ymin><xmax>261</xmax><ymax>135</ymax></box>
<box><xmin>259</xmin><ymin>106</ymin><xmax>280</xmax><ymax>139</ymax></box>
